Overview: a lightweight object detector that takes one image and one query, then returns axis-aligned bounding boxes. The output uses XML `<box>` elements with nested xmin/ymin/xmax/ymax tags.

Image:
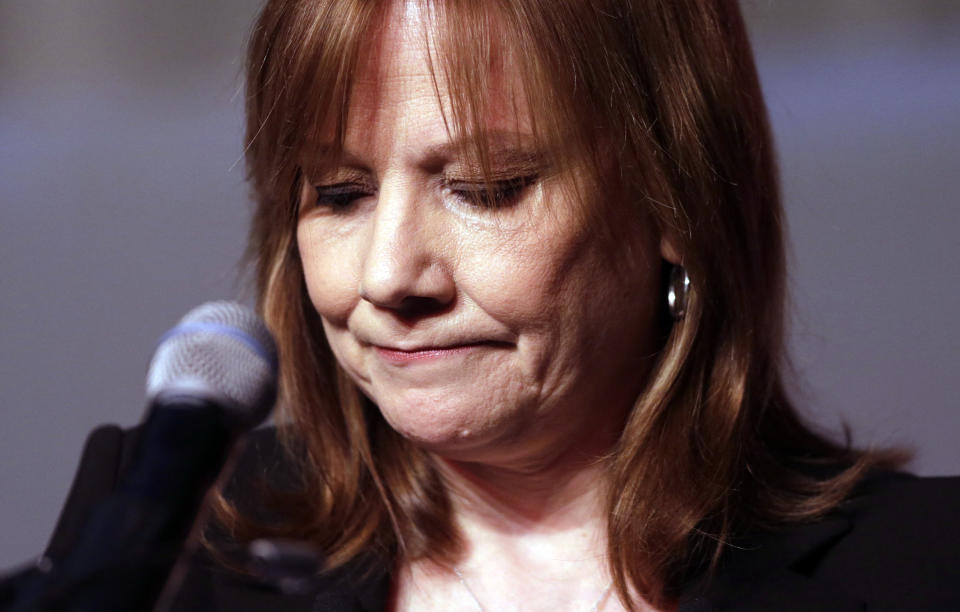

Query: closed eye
<box><xmin>445</xmin><ymin>175</ymin><xmax>537</xmax><ymax>209</ymax></box>
<box><xmin>313</xmin><ymin>183</ymin><xmax>374</xmax><ymax>210</ymax></box>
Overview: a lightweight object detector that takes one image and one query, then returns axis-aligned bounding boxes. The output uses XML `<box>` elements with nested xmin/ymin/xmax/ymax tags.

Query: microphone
<box><xmin>9</xmin><ymin>301</ymin><xmax>277</xmax><ymax>612</ymax></box>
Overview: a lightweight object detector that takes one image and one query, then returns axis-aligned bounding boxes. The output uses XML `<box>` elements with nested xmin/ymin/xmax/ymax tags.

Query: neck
<box><xmin>399</xmin><ymin>456</ymin><xmax>616</xmax><ymax>611</ymax></box>
<box><xmin>435</xmin><ymin>391</ymin><xmax>629</xmax><ymax>533</ymax></box>
<box><xmin>393</xmin><ymin>406</ymin><xmax>640</xmax><ymax>610</ymax></box>
<box><xmin>432</xmin><ymin>438</ymin><xmax>614</xmax><ymax>595</ymax></box>
<box><xmin>440</xmin><ymin>449</ymin><xmax>608</xmax><ymax>533</ymax></box>
<box><xmin>394</xmin><ymin>433</ymin><xmax>664</xmax><ymax>611</ymax></box>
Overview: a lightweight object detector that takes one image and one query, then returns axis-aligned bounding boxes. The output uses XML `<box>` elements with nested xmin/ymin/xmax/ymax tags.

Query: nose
<box><xmin>358</xmin><ymin>180</ymin><xmax>456</xmax><ymax>316</ymax></box>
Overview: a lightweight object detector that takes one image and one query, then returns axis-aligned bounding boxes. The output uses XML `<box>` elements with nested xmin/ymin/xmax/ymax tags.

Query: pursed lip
<box><xmin>372</xmin><ymin>340</ymin><xmax>507</xmax><ymax>364</ymax></box>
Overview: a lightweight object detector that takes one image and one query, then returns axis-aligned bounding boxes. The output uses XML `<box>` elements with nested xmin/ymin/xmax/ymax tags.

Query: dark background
<box><xmin>2</xmin><ymin>0</ymin><xmax>958</xmax><ymax>569</ymax></box>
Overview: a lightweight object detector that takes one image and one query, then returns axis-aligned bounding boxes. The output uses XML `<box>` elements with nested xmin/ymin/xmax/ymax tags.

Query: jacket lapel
<box><xmin>680</xmin><ymin>513</ymin><xmax>866</xmax><ymax>611</ymax></box>
<box><xmin>209</xmin><ymin>553</ymin><xmax>390</xmax><ymax>612</ymax></box>
<box><xmin>212</xmin><ymin>577</ymin><xmax>320</xmax><ymax>612</ymax></box>
<box><xmin>700</xmin><ymin>568</ymin><xmax>865</xmax><ymax>612</ymax></box>
<box><xmin>206</xmin><ymin>514</ymin><xmax>866</xmax><ymax>611</ymax></box>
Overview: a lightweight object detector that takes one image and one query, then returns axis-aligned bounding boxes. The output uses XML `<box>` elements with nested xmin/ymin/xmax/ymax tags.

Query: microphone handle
<box><xmin>11</xmin><ymin>398</ymin><xmax>236</xmax><ymax>612</ymax></box>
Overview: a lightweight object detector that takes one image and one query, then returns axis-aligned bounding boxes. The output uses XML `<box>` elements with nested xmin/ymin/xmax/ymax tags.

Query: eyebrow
<box><xmin>299</xmin><ymin>144</ymin><xmax>366</xmax><ymax>171</ymax></box>
<box><xmin>420</xmin><ymin>130</ymin><xmax>539</xmax><ymax>157</ymax></box>
<box><xmin>302</xmin><ymin>131</ymin><xmax>548</xmax><ymax>178</ymax></box>
<box><xmin>424</xmin><ymin>139</ymin><xmax>545</xmax><ymax>173</ymax></box>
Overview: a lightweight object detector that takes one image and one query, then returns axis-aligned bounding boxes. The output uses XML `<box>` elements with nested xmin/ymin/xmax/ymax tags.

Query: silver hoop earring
<box><xmin>667</xmin><ymin>264</ymin><xmax>690</xmax><ymax>320</ymax></box>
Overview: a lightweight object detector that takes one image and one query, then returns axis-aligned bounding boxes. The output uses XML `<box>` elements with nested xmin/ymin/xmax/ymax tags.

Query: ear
<box><xmin>660</xmin><ymin>232</ymin><xmax>682</xmax><ymax>266</ymax></box>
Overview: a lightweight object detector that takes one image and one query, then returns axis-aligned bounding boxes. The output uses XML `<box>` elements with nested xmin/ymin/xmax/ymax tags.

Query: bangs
<box><xmin>278</xmin><ymin>1</ymin><xmax>381</xmax><ymax>175</ymax></box>
<box><xmin>426</xmin><ymin>0</ymin><xmax>643</xmax><ymax>231</ymax></box>
<box><xmin>268</xmin><ymin>0</ymin><xmax>621</xmax><ymax>221</ymax></box>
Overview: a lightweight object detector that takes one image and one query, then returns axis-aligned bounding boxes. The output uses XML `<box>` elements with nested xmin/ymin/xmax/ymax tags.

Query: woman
<box><xmin>36</xmin><ymin>0</ymin><xmax>959</xmax><ymax>610</ymax></box>
<box><xmin>219</xmin><ymin>0</ymin><xmax>960</xmax><ymax>610</ymax></box>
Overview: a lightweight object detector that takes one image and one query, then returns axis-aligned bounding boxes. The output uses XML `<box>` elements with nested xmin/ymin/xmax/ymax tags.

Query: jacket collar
<box><xmin>211</xmin><ymin>552</ymin><xmax>390</xmax><ymax>612</ymax></box>
<box><xmin>209</xmin><ymin>514</ymin><xmax>863</xmax><ymax>612</ymax></box>
<box><xmin>679</xmin><ymin>511</ymin><xmax>864</xmax><ymax>611</ymax></box>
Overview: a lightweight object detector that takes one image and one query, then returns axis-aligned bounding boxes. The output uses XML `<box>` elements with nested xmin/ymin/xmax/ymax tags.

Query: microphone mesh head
<box><xmin>146</xmin><ymin>301</ymin><xmax>278</xmax><ymax>428</ymax></box>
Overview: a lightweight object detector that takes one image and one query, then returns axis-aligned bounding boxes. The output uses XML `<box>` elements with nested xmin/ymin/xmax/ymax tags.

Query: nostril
<box><xmin>359</xmin><ymin>253</ymin><xmax>457</xmax><ymax>314</ymax></box>
<box><xmin>391</xmin><ymin>295</ymin><xmax>454</xmax><ymax>321</ymax></box>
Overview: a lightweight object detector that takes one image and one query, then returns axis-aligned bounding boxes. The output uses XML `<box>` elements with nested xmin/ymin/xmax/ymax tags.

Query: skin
<box><xmin>296</xmin><ymin>2</ymin><xmax>676</xmax><ymax>610</ymax></box>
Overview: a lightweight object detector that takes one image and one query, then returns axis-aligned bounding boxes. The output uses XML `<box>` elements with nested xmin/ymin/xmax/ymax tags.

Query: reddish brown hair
<box><xmin>229</xmin><ymin>0</ymin><xmax>902</xmax><ymax>607</ymax></box>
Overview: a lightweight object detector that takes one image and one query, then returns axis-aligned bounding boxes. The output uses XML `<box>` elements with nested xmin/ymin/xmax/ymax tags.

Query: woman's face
<box><xmin>297</xmin><ymin>3</ymin><xmax>668</xmax><ymax>465</ymax></box>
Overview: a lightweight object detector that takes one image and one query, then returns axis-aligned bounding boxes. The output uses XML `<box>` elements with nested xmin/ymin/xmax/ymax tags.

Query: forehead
<box><xmin>343</xmin><ymin>0</ymin><xmax>531</xmax><ymax>149</ymax></box>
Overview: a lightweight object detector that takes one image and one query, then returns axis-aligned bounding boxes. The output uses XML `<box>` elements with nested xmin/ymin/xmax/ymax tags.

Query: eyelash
<box><xmin>445</xmin><ymin>175</ymin><xmax>537</xmax><ymax>209</ymax></box>
<box><xmin>311</xmin><ymin>175</ymin><xmax>537</xmax><ymax>211</ymax></box>
<box><xmin>312</xmin><ymin>183</ymin><xmax>372</xmax><ymax>210</ymax></box>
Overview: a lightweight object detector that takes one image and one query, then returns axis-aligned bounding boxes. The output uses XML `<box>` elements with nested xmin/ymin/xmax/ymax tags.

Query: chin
<box><xmin>372</xmin><ymin>394</ymin><xmax>511</xmax><ymax>457</ymax></box>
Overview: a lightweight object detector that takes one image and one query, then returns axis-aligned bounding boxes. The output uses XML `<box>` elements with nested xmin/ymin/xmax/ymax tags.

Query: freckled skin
<box><xmin>296</xmin><ymin>2</ymin><xmax>669</xmax><ymax>470</ymax></box>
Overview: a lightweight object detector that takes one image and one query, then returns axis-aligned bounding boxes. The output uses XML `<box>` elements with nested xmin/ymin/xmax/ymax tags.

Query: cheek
<box><xmin>457</xmin><ymin>225</ymin><xmax>589</xmax><ymax>349</ymax></box>
<box><xmin>297</xmin><ymin>221</ymin><xmax>359</xmax><ymax>325</ymax></box>
<box><xmin>471</xmin><ymin>215</ymin><xmax>659</xmax><ymax>347</ymax></box>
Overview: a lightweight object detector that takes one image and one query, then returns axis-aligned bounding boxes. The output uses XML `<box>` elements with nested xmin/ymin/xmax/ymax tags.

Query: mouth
<box><xmin>373</xmin><ymin>341</ymin><xmax>505</xmax><ymax>364</ymax></box>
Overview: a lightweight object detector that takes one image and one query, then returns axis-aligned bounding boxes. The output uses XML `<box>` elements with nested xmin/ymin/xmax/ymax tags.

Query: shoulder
<box><xmin>46</xmin><ymin>424</ymin><xmax>385</xmax><ymax>611</ymax></box>
<box><xmin>814</xmin><ymin>473</ymin><xmax>960</xmax><ymax>600</ymax></box>
<box><xmin>46</xmin><ymin>423</ymin><xmax>287</xmax><ymax>557</ymax></box>
<box><xmin>688</xmin><ymin>473</ymin><xmax>960</xmax><ymax>611</ymax></box>
<box><xmin>45</xmin><ymin>424</ymin><xmax>137</xmax><ymax>559</ymax></box>
<box><xmin>843</xmin><ymin>471</ymin><xmax>960</xmax><ymax>522</ymax></box>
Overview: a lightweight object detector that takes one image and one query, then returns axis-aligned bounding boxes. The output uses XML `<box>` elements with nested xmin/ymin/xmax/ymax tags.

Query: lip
<box><xmin>374</xmin><ymin>342</ymin><xmax>494</xmax><ymax>365</ymax></box>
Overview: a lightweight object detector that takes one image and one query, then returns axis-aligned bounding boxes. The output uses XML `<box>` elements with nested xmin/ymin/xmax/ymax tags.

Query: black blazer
<box><xmin>38</xmin><ymin>425</ymin><xmax>960</xmax><ymax>611</ymax></box>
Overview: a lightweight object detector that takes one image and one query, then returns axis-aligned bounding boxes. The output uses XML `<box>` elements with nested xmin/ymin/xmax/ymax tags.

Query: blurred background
<box><xmin>1</xmin><ymin>0</ymin><xmax>958</xmax><ymax>569</ymax></box>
